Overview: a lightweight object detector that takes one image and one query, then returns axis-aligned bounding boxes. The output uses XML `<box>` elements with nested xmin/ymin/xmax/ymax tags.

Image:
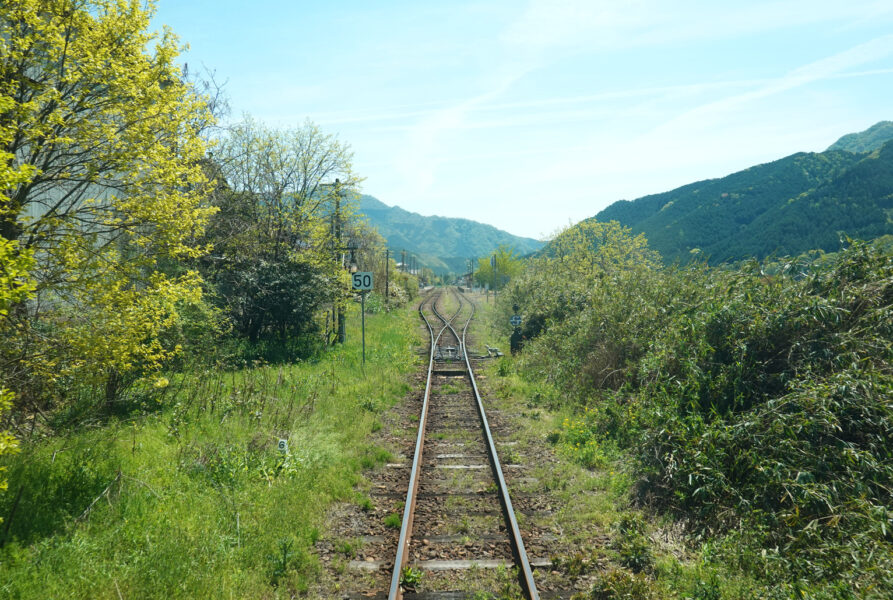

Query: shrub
<box><xmin>612</xmin><ymin>514</ymin><xmax>653</xmax><ymax>574</ymax></box>
<box><xmin>588</xmin><ymin>568</ymin><xmax>654</xmax><ymax>600</ymax></box>
<box><xmin>511</xmin><ymin>233</ymin><xmax>893</xmax><ymax>593</ymax></box>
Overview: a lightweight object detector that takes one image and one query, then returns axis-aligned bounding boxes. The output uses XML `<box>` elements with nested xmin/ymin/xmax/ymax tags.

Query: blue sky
<box><xmin>152</xmin><ymin>1</ymin><xmax>893</xmax><ymax>240</ymax></box>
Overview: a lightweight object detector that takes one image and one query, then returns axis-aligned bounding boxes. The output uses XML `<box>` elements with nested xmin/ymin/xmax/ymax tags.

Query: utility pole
<box><xmin>335</xmin><ymin>179</ymin><xmax>345</xmax><ymax>344</ymax></box>
<box><xmin>385</xmin><ymin>249</ymin><xmax>390</xmax><ymax>306</ymax></box>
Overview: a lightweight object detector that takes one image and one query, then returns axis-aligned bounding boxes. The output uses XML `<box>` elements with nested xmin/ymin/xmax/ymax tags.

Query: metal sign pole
<box><xmin>361</xmin><ymin>291</ymin><xmax>366</xmax><ymax>365</ymax></box>
<box><xmin>335</xmin><ymin>181</ymin><xmax>345</xmax><ymax>344</ymax></box>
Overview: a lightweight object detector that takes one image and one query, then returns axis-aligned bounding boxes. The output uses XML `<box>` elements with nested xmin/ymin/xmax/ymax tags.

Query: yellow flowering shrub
<box><xmin>1</xmin><ymin>0</ymin><xmax>215</xmax><ymax>408</ymax></box>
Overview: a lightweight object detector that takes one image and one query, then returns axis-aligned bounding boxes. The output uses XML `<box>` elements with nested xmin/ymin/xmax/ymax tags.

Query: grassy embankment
<box><xmin>0</xmin><ymin>304</ymin><xmax>418</xmax><ymax>599</ymax></box>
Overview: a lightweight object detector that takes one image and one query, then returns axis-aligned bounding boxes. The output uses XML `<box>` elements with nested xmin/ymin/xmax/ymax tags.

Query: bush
<box><xmin>511</xmin><ymin>233</ymin><xmax>893</xmax><ymax>593</ymax></box>
<box><xmin>612</xmin><ymin>515</ymin><xmax>653</xmax><ymax>574</ymax></box>
<box><xmin>588</xmin><ymin>568</ymin><xmax>654</xmax><ymax>600</ymax></box>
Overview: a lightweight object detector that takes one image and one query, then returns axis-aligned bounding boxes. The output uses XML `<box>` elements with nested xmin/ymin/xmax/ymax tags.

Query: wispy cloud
<box><xmin>323</xmin><ymin>65</ymin><xmax>890</xmax><ymax>137</ymax></box>
<box><xmin>392</xmin><ymin>68</ymin><xmax>531</xmax><ymax>196</ymax></box>
<box><xmin>502</xmin><ymin>0</ymin><xmax>893</xmax><ymax>54</ymax></box>
<box><xmin>492</xmin><ymin>36</ymin><xmax>893</xmax><ymax>224</ymax></box>
<box><xmin>653</xmin><ymin>35</ymin><xmax>893</xmax><ymax>134</ymax></box>
<box><xmin>310</xmin><ymin>78</ymin><xmax>765</xmax><ymax>128</ymax></box>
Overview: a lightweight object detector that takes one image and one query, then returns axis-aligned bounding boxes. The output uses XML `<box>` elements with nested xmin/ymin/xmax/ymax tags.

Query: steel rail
<box><xmin>388</xmin><ymin>290</ymin><xmax>463</xmax><ymax>599</ymax></box>
<box><xmin>389</xmin><ymin>288</ymin><xmax>539</xmax><ymax>599</ymax></box>
<box><xmin>451</xmin><ymin>289</ymin><xmax>540</xmax><ymax>599</ymax></box>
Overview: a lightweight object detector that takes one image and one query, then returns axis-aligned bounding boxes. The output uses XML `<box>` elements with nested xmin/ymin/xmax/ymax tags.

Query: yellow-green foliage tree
<box><xmin>1</xmin><ymin>0</ymin><xmax>215</xmax><ymax>412</ymax></box>
<box><xmin>0</xmin><ymin>95</ymin><xmax>36</xmax><ymax>501</ymax></box>
<box><xmin>0</xmin><ymin>238</ymin><xmax>33</xmax><ymax>506</ymax></box>
<box><xmin>544</xmin><ymin>219</ymin><xmax>659</xmax><ymax>274</ymax></box>
<box><xmin>503</xmin><ymin>221</ymin><xmax>664</xmax><ymax>389</ymax></box>
<box><xmin>474</xmin><ymin>245</ymin><xmax>523</xmax><ymax>291</ymax></box>
<box><xmin>507</xmin><ymin>221</ymin><xmax>660</xmax><ymax>332</ymax></box>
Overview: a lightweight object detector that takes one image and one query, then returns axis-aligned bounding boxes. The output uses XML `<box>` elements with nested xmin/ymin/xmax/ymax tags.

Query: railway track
<box><xmin>387</xmin><ymin>287</ymin><xmax>540</xmax><ymax>599</ymax></box>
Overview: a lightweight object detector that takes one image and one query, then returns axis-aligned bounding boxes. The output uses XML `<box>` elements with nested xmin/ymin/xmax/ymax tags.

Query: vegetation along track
<box><xmin>388</xmin><ymin>287</ymin><xmax>540</xmax><ymax>599</ymax></box>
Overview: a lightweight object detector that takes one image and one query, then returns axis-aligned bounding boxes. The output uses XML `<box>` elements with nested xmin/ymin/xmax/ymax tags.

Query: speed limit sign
<box><xmin>352</xmin><ymin>271</ymin><xmax>373</xmax><ymax>290</ymax></box>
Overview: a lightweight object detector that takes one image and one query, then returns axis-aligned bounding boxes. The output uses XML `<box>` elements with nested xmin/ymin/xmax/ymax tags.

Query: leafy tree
<box><xmin>204</xmin><ymin>118</ymin><xmax>359</xmax><ymax>346</ymax></box>
<box><xmin>505</xmin><ymin>221</ymin><xmax>665</xmax><ymax>391</ymax></box>
<box><xmin>505</xmin><ymin>220</ymin><xmax>660</xmax><ymax>342</ymax></box>
<box><xmin>544</xmin><ymin>219</ymin><xmax>659</xmax><ymax>273</ymax></box>
<box><xmin>474</xmin><ymin>245</ymin><xmax>523</xmax><ymax>290</ymax></box>
<box><xmin>0</xmin><ymin>238</ymin><xmax>31</xmax><ymax>507</ymax></box>
<box><xmin>345</xmin><ymin>220</ymin><xmax>418</xmax><ymax>306</ymax></box>
<box><xmin>1</xmin><ymin>0</ymin><xmax>215</xmax><ymax>411</ymax></box>
<box><xmin>0</xmin><ymin>100</ymin><xmax>35</xmax><ymax>501</ymax></box>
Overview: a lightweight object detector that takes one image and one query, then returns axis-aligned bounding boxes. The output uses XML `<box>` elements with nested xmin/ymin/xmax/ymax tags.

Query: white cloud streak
<box><xmin>652</xmin><ymin>34</ymin><xmax>893</xmax><ymax>134</ymax></box>
<box><xmin>502</xmin><ymin>0</ymin><xmax>893</xmax><ymax>54</ymax></box>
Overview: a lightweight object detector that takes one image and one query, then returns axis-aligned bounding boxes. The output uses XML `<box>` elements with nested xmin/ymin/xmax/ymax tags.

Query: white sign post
<box><xmin>351</xmin><ymin>272</ymin><xmax>373</xmax><ymax>364</ymax></box>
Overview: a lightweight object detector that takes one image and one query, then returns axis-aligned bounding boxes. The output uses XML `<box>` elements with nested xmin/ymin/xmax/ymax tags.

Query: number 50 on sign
<box><xmin>352</xmin><ymin>272</ymin><xmax>373</xmax><ymax>290</ymax></box>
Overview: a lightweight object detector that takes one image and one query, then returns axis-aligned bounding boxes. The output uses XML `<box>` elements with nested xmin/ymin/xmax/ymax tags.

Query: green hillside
<box><xmin>357</xmin><ymin>195</ymin><xmax>544</xmax><ymax>274</ymax></box>
<box><xmin>594</xmin><ymin>124</ymin><xmax>893</xmax><ymax>263</ymax></box>
<box><xmin>828</xmin><ymin>120</ymin><xmax>893</xmax><ymax>153</ymax></box>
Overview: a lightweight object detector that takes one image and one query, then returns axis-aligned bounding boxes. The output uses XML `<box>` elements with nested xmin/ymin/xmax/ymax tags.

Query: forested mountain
<box><xmin>828</xmin><ymin>120</ymin><xmax>893</xmax><ymax>153</ymax></box>
<box><xmin>357</xmin><ymin>195</ymin><xmax>544</xmax><ymax>274</ymax></box>
<box><xmin>594</xmin><ymin>124</ymin><xmax>893</xmax><ymax>263</ymax></box>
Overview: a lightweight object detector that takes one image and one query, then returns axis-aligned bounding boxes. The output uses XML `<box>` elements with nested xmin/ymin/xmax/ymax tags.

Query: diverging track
<box><xmin>388</xmin><ymin>288</ymin><xmax>539</xmax><ymax>599</ymax></box>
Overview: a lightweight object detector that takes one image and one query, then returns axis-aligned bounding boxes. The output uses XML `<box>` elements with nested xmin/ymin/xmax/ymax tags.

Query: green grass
<box><xmin>0</xmin><ymin>304</ymin><xmax>419</xmax><ymax>599</ymax></box>
<box><xmin>439</xmin><ymin>382</ymin><xmax>461</xmax><ymax>395</ymax></box>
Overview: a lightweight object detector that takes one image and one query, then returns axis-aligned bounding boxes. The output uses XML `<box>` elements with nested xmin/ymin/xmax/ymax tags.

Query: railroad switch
<box><xmin>434</xmin><ymin>346</ymin><xmax>460</xmax><ymax>362</ymax></box>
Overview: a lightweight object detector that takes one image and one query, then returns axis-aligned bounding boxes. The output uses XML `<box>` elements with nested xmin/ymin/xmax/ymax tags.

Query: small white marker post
<box><xmin>277</xmin><ymin>439</ymin><xmax>288</xmax><ymax>453</ymax></box>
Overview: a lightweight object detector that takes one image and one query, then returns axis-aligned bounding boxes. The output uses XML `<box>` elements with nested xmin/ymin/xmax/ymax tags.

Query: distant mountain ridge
<box><xmin>357</xmin><ymin>195</ymin><xmax>544</xmax><ymax>274</ymax></box>
<box><xmin>591</xmin><ymin>121</ymin><xmax>893</xmax><ymax>263</ymax></box>
<box><xmin>828</xmin><ymin>121</ymin><xmax>893</xmax><ymax>153</ymax></box>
